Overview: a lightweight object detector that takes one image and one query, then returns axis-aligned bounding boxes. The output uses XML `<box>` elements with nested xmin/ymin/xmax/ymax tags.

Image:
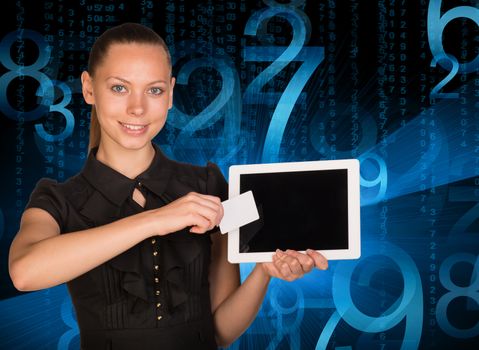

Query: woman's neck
<box><xmin>95</xmin><ymin>142</ymin><xmax>156</xmax><ymax>179</ymax></box>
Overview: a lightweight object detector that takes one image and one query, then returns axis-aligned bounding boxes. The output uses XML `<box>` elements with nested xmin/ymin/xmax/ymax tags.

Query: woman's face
<box><xmin>81</xmin><ymin>43</ymin><xmax>175</xmax><ymax>152</ymax></box>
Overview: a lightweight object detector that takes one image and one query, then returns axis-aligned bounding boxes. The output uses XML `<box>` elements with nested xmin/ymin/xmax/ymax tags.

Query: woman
<box><xmin>8</xmin><ymin>23</ymin><xmax>328</xmax><ymax>349</ymax></box>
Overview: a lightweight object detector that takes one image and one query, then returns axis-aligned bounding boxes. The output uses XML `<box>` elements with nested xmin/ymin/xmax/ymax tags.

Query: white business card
<box><xmin>220</xmin><ymin>190</ymin><xmax>259</xmax><ymax>234</ymax></box>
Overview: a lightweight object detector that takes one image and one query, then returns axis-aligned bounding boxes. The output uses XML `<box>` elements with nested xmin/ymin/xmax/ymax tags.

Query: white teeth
<box><xmin>121</xmin><ymin>123</ymin><xmax>145</xmax><ymax>130</ymax></box>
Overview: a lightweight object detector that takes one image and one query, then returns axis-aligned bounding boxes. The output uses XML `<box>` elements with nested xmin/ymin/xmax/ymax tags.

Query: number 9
<box><xmin>359</xmin><ymin>152</ymin><xmax>388</xmax><ymax>206</ymax></box>
<box><xmin>331</xmin><ymin>242</ymin><xmax>423</xmax><ymax>349</ymax></box>
<box><xmin>267</xmin><ymin>283</ymin><xmax>304</xmax><ymax>350</ymax></box>
<box><xmin>57</xmin><ymin>294</ymin><xmax>79</xmax><ymax>350</ymax></box>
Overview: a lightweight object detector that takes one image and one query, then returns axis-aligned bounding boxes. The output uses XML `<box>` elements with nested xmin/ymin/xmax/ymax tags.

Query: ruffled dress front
<box><xmin>25</xmin><ymin>143</ymin><xmax>228</xmax><ymax>350</ymax></box>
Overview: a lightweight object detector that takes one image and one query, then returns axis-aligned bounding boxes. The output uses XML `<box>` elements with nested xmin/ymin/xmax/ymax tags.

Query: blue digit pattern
<box><xmin>1</xmin><ymin>1</ymin><xmax>479</xmax><ymax>350</ymax></box>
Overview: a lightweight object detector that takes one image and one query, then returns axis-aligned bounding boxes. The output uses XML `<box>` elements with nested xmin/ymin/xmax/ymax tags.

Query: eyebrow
<box><xmin>106</xmin><ymin>76</ymin><xmax>168</xmax><ymax>85</ymax></box>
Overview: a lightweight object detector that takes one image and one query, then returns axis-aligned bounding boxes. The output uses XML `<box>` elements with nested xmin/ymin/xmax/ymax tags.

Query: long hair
<box><xmin>86</xmin><ymin>23</ymin><xmax>171</xmax><ymax>152</ymax></box>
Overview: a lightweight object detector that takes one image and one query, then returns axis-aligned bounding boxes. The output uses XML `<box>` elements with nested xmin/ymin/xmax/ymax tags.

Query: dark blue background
<box><xmin>0</xmin><ymin>0</ymin><xmax>478</xmax><ymax>349</ymax></box>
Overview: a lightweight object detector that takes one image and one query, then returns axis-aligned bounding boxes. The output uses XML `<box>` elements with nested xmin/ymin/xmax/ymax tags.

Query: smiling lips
<box><xmin>119</xmin><ymin>122</ymin><xmax>148</xmax><ymax>134</ymax></box>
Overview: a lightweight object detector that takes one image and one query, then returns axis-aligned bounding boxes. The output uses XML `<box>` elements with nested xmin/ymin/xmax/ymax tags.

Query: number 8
<box><xmin>436</xmin><ymin>253</ymin><xmax>479</xmax><ymax>338</ymax></box>
<box><xmin>0</xmin><ymin>30</ymin><xmax>54</xmax><ymax>122</ymax></box>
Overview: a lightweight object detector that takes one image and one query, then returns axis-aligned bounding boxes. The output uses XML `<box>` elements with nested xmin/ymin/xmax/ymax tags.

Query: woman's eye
<box><xmin>112</xmin><ymin>85</ymin><xmax>126</xmax><ymax>93</ymax></box>
<box><xmin>149</xmin><ymin>87</ymin><xmax>163</xmax><ymax>95</ymax></box>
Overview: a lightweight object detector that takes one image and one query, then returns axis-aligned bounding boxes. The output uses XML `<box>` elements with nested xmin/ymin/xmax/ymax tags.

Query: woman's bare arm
<box><xmin>9</xmin><ymin>192</ymin><xmax>223</xmax><ymax>291</ymax></box>
<box><xmin>208</xmin><ymin>233</ymin><xmax>328</xmax><ymax>348</ymax></box>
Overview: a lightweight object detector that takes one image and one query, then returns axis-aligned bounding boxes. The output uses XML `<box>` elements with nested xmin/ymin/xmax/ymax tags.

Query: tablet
<box><xmin>227</xmin><ymin>159</ymin><xmax>360</xmax><ymax>263</ymax></box>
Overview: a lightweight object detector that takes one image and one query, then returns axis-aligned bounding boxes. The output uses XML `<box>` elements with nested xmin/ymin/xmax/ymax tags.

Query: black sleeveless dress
<box><xmin>25</xmin><ymin>143</ymin><xmax>228</xmax><ymax>350</ymax></box>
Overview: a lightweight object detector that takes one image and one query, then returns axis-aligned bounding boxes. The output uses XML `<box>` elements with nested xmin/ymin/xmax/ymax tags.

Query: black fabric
<box><xmin>25</xmin><ymin>143</ymin><xmax>228</xmax><ymax>350</ymax></box>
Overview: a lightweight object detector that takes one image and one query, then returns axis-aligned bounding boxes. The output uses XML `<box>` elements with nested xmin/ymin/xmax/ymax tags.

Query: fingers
<box><xmin>186</xmin><ymin>193</ymin><xmax>222</xmax><ymax>213</ymax></box>
<box><xmin>306</xmin><ymin>249</ymin><xmax>328</xmax><ymax>270</ymax></box>
<box><xmin>154</xmin><ymin>192</ymin><xmax>224</xmax><ymax>235</ymax></box>
<box><xmin>272</xmin><ymin>249</ymin><xmax>304</xmax><ymax>281</ymax></box>
<box><xmin>188</xmin><ymin>213</ymin><xmax>213</xmax><ymax>234</ymax></box>
<box><xmin>270</xmin><ymin>254</ymin><xmax>293</xmax><ymax>281</ymax></box>
<box><xmin>284</xmin><ymin>249</ymin><xmax>315</xmax><ymax>273</ymax></box>
<box><xmin>265</xmin><ymin>249</ymin><xmax>329</xmax><ymax>281</ymax></box>
<box><xmin>181</xmin><ymin>192</ymin><xmax>223</xmax><ymax>233</ymax></box>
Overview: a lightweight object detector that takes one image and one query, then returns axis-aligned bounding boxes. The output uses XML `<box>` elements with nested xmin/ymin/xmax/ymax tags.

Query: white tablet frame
<box><xmin>227</xmin><ymin>159</ymin><xmax>361</xmax><ymax>263</ymax></box>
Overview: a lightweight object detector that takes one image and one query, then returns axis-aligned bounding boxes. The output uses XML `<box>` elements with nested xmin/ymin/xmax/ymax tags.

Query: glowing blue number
<box><xmin>448</xmin><ymin>186</ymin><xmax>479</xmax><ymax>239</ymax></box>
<box><xmin>310</xmin><ymin>114</ymin><xmax>378</xmax><ymax>160</ymax></box>
<box><xmin>35</xmin><ymin>80</ymin><xmax>75</xmax><ymax>142</ymax></box>
<box><xmin>169</xmin><ymin>58</ymin><xmax>233</xmax><ymax>130</ymax></box>
<box><xmin>315</xmin><ymin>310</ymin><xmax>341</xmax><ymax>350</ymax></box>
<box><xmin>266</xmin><ymin>283</ymin><xmax>304</xmax><ymax>350</ymax></box>
<box><xmin>317</xmin><ymin>242</ymin><xmax>423</xmax><ymax>349</ymax></box>
<box><xmin>0</xmin><ymin>29</ymin><xmax>54</xmax><ymax>121</ymax></box>
<box><xmin>0</xmin><ymin>30</ymin><xmax>74</xmax><ymax>141</ymax></box>
<box><xmin>358</xmin><ymin>152</ymin><xmax>388</xmax><ymax>206</ymax></box>
<box><xmin>57</xmin><ymin>295</ymin><xmax>79</xmax><ymax>350</ymax></box>
<box><xmin>428</xmin><ymin>0</ymin><xmax>479</xmax><ymax>74</ymax></box>
<box><xmin>166</xmin><ymin>42</ymin><xmax>241</xmax><ymax>165</ymax></box>
<box><xmin>244</xmin><ymin>5</ymin><xmax>323</xmax><ymax>162</ymax></box>
<box><xmin>436</xmin><ymin>253</ymin><xmax>479</xmax><ymax>338</ymax></box>
<box><xmin>430</xmin><ymin>53</ymin><xmax>459</xmax><ymax>100</ymax></box>
<box><xmin>360</xmin><ymin>116</ymin><xmax>445</xmax><ymax>201</ymax></box>
<box><xmin>446</xmin><ymin>186</ymin><xmax>479</xmax><ymax>313</ymax></box>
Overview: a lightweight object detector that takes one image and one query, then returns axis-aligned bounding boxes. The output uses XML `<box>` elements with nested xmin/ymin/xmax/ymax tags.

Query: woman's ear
<box><xmin>81</xmin><ymin>71</ymin><xmax>95</xmax><ymax>105</ymax></box>
<box><xmin>168</xmin><ymin>76</ymin><xmax>175</xmax><ymax>110</ymax></box>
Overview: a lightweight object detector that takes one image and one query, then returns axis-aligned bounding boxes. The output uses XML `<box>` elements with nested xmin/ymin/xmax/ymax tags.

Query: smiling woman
<box><xmin>8</xmin><ymin>22</ymin><xmax>328</xmax><ymax>350</ymax></box>
<box><xmin>84</xmin><ymin>23</ymin><xmax>173</xmax><ymax>155</ymax></box>
<box><xmin>82</xmin><ymin>41</ymin><xmax>175</xmax><ymax>166</ymax></box>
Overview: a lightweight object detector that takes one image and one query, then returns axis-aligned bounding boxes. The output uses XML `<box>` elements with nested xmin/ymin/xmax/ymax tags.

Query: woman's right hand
<box><xmin>9</xmin><ymin>192</ymin><xmax>222</xmax><ymax>291</ymax></box>
<box><xmin>148</xmin><ymin>192</ymin><xmax>224</xmax><ymax>235</ymax></box>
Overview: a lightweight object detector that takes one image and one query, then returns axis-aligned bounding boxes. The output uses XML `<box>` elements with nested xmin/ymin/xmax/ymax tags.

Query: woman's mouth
<box><xmin>119</xmin><ymin>122</ymin><xmax>148</xmax><ymax>134</ymax></box>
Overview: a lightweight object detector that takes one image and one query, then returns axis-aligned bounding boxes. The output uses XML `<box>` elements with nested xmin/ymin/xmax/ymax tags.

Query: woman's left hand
<box><xmin>260</xmin><ymin>249</ymin><xmax>328</xmax><ymax>281</ymax></box>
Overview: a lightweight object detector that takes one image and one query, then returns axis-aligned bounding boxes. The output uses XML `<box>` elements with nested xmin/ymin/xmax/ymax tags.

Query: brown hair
<box><xmin>86</xmin><ymin>22</ymin><xmax>172</xmax><ymax>152</ymax></box>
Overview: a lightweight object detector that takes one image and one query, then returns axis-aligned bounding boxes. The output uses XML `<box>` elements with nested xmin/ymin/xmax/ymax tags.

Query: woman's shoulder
<box><xmin>25</xmin><ymin>174</ymin><xmax>91</xmax><ymax>231</ymax></box>
<box><xmin>167</xmin><ymin>157</ymin><xmax>220</xmax><ymax>179</ymax></box>
<box><xmin>165</xmin><ymin>157</ymin><xmax>228</xmax><ymax>200</ymax></box>
<box><xmin>28</xmin><ymin>173</ymin><xmax>93</xmax><ymax>211</ymax></box>
<box><xmin>32</xmin><ymin>173</ymin><xmax>90</xmax><ymax>197</ymax></box>
<box><xmin>158</xmin><ymin>149</ymin><xmax>228</xmax><ymax>200</ymax></box>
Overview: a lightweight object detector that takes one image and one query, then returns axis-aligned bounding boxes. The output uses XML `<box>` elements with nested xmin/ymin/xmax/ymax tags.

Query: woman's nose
<box><xmin>127</xmin><ymin>92</ymin><xmax>145</xmax><ymax>116</ymax></box>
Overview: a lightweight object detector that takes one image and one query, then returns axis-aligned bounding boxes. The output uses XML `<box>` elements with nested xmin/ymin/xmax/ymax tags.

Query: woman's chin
<box><xmin>119</xmin><ymin>140</ymin><xmax>153</xmax><ymax>151</ymax></box>
<box><xmin>106</xmin><ymin>135</ymin><xmax>153</xmax><ymax>152</ymax></box>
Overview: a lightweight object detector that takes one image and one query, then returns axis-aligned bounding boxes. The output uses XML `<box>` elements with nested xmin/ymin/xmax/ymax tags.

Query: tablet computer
<box><xmin>227</xmin><ymin>159</ymin><xmax>360</xmax><ymax>263</ymax></box>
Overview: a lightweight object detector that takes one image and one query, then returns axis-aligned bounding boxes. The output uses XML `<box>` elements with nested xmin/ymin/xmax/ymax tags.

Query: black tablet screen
<box><xmin>239</xmin><ymin>169</ymin><xmax>349</xmax><ymax>253</ymax></box>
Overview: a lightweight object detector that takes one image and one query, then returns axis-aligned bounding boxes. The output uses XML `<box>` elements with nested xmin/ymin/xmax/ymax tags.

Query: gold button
<box><xmin>156</xmin><ymin>302</ymin><xmax>161</xmax><ymax>308</ymax></box>
<box><xmin>151</xmin><ymin>238</ymin><xmax>156</xmax><ymax>244</ymax></box>
<box><xmin>155</xmin><ymin>290</ymin><xmax>160</xmax><ymax>296</ymax></box>
<box><xmin>153</xmin><ymin>251</ymin><xmax>158</xmax><ymax>256</ymax></box>
<box><xmin>154</xmin><ymin>277</ymin><xmax>159</xmax><ymax>283</ymax></box>
<box><xmin>157</xmin><ymin>315</ymin><xmax>162</xmax><ymax>320</ymax></box>
<box><xmin>154</xmin><ymin>265</ymin><xmax>159</xmax><ymax>270</ymax></box>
